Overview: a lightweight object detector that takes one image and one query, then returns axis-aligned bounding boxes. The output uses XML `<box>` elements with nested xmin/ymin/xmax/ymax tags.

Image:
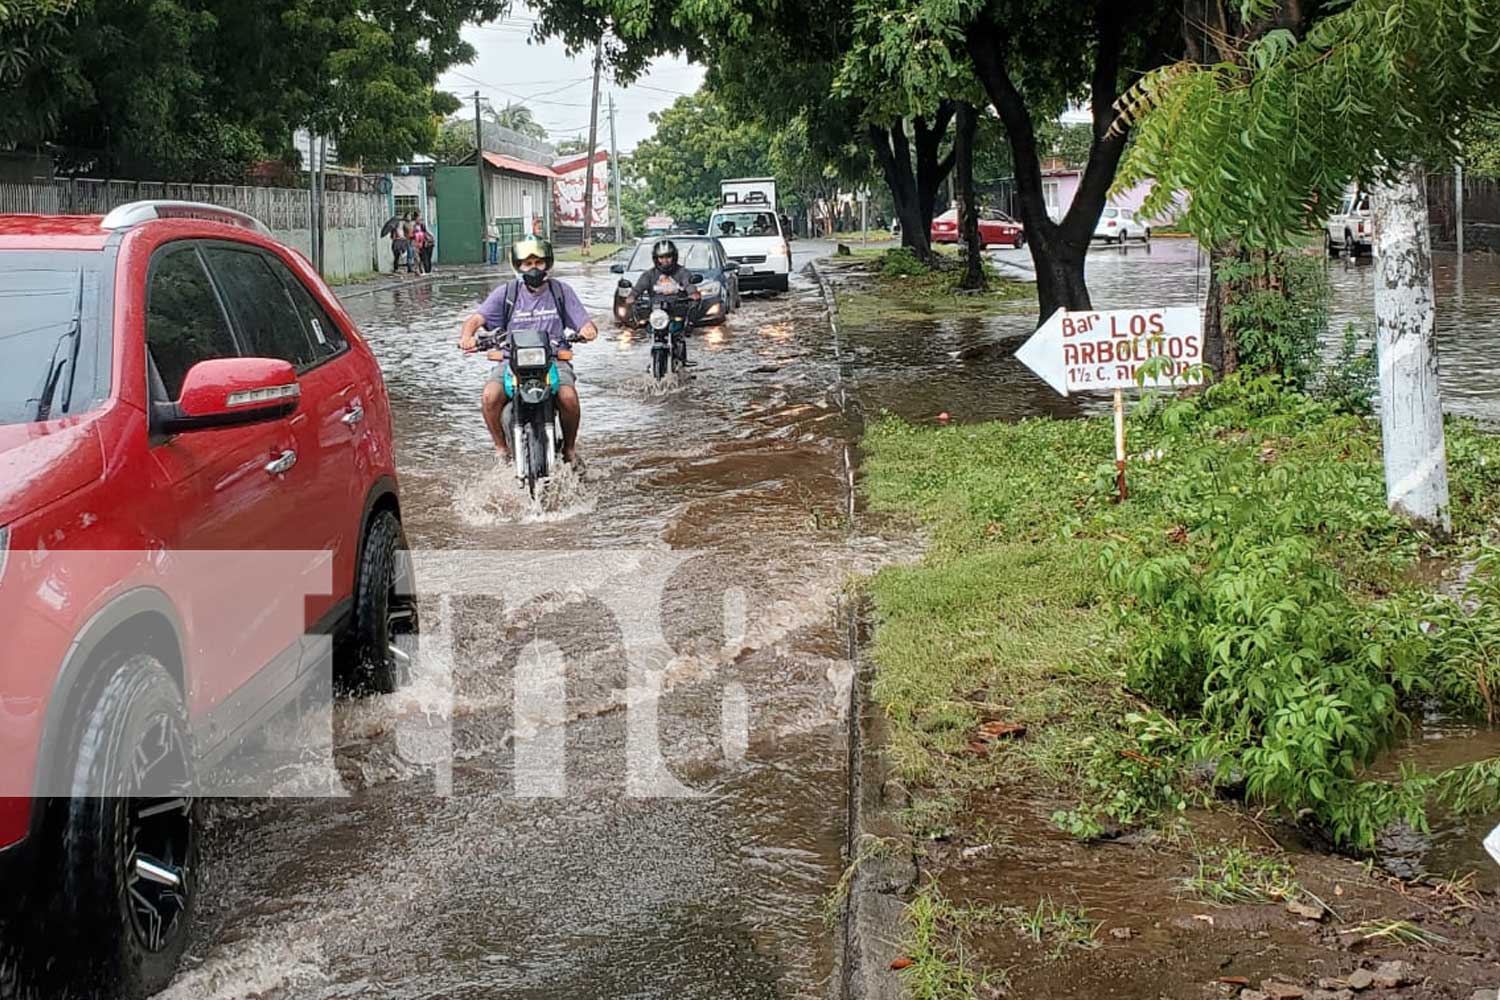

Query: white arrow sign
<box><xmin>1016</xmin><ymin>306</ymin><xmax>1204</xmax><ymax>397</ymax></box>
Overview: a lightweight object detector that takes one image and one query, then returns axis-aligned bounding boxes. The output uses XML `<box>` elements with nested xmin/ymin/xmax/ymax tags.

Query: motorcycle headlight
<box><xmin>697</xmin><ymin>280</ymin><xmax>721</xmax><ymax>296</ymax></box>
<box><xmin>650</xmin><ymin>309</ymin><xmax>669</xmax><ymax>330</ymax></box>
<box><xmin>514</xmin><ymin>347</ymin><xmax>548</xmax><ymax>369</ymax></box>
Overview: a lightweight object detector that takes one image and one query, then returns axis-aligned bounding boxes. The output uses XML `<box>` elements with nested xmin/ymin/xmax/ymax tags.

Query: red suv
<box><xmin>0</xmin><ymin>202</ymin><xmax>417</xmax><ymax>998</ymax></box>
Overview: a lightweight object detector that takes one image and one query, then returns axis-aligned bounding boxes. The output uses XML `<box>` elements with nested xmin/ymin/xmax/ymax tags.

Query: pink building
<box><xmin>1037</xmin><ymin>160</ymin><xmax>1185</xmax><ymax>226</ymax></box>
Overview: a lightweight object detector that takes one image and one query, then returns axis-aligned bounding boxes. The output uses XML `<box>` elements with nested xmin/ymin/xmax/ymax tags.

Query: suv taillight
<box><xmin>0</xmin><ymin>797</ymin><xmax>28</xmax><ymax>848</ymax></box>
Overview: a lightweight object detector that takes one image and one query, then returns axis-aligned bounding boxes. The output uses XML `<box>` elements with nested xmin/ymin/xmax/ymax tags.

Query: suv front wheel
<box><xmin>349</xmin><ymin>509</ymin><xmax>419</xmax><ymax>694</ymax></box>
<box><xmin>53</xmin><ymin>653</ymin><xmax>198</xmax><ymax>999</ymax></box>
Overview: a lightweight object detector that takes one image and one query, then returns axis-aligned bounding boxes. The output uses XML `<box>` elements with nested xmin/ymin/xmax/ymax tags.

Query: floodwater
<box><xmin>164</xmin><ymin>244</ymin><xmax>900</xmax><ymax>1000</ymax></box>
<box><xmin>838</xmin><ymin>238</ymin><xmax>1500</xmax><ymax>427</ymax></box>
<box><xmin>157</xmin><ymin>238</ymin><xmax>1498</xmax><ymax>999</ymax></box>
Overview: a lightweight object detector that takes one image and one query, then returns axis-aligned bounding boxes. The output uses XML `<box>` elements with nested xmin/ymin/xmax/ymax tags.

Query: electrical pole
<box><xmin>608</xmin><ymin>92</ymin><xmax>622</xmax><ymax>245</ymax></box>
<box><xmin>581</xmin><ymin>38</ymin><xmax>603</xmax><ymax>256</ymax></box>
<box><xmin>474</xmin><ymin>91</ymin><xmax>487</xmax><ymax>263</ymax></box>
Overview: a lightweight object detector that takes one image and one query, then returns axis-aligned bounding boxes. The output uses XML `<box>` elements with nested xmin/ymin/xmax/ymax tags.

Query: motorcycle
<box><xmin>473</xmin><ymin>327</ymin><xmax>584</xmax><ymax>498</ymax></box>
<box><xmin>632</xmin><ymin>283</ymin><xmax>698</xmax><ymax>382</ymax></box>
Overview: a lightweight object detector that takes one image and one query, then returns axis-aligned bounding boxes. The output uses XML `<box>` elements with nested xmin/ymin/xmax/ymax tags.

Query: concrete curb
<box><xmin>809</xmin><ymin>258</ymin><xmax>922</xmax><ymax>1000</ymax></box>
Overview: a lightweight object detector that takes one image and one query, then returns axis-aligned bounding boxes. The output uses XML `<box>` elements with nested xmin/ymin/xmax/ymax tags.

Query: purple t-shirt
<box><xmin>476</xmin><ymin>279</ymin><xmax>592</xmax><ymax>352</ymax></box>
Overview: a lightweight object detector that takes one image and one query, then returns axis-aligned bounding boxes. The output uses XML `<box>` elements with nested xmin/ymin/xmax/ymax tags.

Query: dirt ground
<box><xmin>911</xmin><ymin>790</ymin><xmax>1500</xmax><ymax>1000</ymax></box>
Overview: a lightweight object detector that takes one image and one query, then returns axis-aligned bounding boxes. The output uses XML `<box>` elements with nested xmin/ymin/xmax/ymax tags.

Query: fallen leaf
<box><xmin>976</xmin><ymin>721</ymin><xmax>1027</xmax><ymax>741</ymax></box>
<box><xmin>1287</xmin><ymin>900</ymin><xmax>1326</xmax><ymax>921</ymax></box>
<box><xmin>890</xmin><ymin>957</ymin><xmax>914</xmax><ymax>971</ymax></box>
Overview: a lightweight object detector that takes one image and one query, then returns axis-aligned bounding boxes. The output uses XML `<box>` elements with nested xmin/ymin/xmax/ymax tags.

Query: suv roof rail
<box><xmin>99</xmin><ymin>200</ymin><xmax>273</xmax><ymax>236</ymax></box>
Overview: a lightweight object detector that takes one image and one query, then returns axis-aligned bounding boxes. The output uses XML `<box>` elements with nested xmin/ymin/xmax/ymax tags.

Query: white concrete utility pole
<box><xmin>1372</xmin><ymin>165</ymin><xmax>1451</xmax><ymax>532</ymax></box>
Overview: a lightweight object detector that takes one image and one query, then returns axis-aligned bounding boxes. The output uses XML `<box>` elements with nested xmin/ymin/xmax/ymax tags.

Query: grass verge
<box><xmin>830</xmin><ymin>247</ymin><xmax>1032</xmax><ymax>325</ymax></box>
<box><xmin>862</xmin><ymin>373</ymin><xmax>1500</xmax><ymax>852</ymax></box>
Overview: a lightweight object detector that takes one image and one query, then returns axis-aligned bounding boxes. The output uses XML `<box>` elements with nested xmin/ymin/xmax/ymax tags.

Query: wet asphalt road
<box><xmin>158</xmin><ymin>238</ymin><xmax>1500</xmax><ymax>1000</ymax></box>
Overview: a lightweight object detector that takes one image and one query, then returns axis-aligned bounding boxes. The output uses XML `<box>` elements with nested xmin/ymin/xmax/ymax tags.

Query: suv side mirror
<box><xmin>154</xmin><ymin>357</ymin><xmax>300</xmax><ymax>435</ymax></box>
<box><xmin>690</xmin><ymin>273</ymin><xmax>704</xmax><ymax>283</ymax></box>
<box><xmin>610</xmin><ymin>263</ymin><xmax>626</xmax><ymax>273</ymax></box>
<box><xmin>723</xmin><ymin>260</ymin><xmax>739</xmax><ymax>272</ymax></box>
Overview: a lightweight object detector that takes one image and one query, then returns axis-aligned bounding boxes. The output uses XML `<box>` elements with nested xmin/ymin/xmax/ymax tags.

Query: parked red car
<box><xmin>929</xmin><ymin>207</ymin><xmax>1026</xmax><ymax>248</ymax></box>
<box><xmin>0</xmin><ymin>202</ymin><xmax>416</xmax><ymax>998</ymax></box>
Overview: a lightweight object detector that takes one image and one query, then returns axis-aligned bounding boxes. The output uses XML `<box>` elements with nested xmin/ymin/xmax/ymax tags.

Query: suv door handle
<box><xmin>265</xmin><ymin>450</ymin><xmax>297</xmax><ymax>476</ymax></box>
<box><xmin>342</xmin><ymin>404</ymin><xmax>364</xmax><ymax>427</ymax></box>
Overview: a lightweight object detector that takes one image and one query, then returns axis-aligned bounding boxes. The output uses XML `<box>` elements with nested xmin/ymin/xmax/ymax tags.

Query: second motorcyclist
<box><xmin>623</xmin><ymin>239</ymin><xmax>701</xmax><ymax>320</ymax></box>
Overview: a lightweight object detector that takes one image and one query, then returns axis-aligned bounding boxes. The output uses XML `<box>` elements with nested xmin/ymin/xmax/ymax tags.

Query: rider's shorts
<box><xmin>487</xmin><ymin>358</ymin><xmax>576</xmax><ymax>389</ymax></box>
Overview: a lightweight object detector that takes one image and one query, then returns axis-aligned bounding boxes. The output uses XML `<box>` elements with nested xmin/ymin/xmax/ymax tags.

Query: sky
<box><xmin>436</xmin><ymin>6</ymin><xmax>706</xmax><ymax>156</ymax></box>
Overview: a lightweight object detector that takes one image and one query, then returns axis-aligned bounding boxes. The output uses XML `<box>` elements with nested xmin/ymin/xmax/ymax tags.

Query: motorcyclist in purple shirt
<box><xmin>459</xmin><ymin>237</ymin><xmax>599</xmax><ymax>464</ymax></box>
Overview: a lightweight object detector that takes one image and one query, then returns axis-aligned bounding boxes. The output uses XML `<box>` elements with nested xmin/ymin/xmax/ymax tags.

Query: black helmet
<box><xmin>510</xmin><ymin>236</ymin><xmax>555</xmax><ymax>272</ymax></box>
<box><xmin>651</xmin><ymin>239</ymin><xmax>678</xmax><ymax>272</ymax></box>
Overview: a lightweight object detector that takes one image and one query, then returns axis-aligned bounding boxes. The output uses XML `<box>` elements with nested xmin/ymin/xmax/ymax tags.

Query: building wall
<box><xmin>0</xmin><ymin>177</ymin><xmax>382</xmax><ymax>278</ymax></box>
<box><xmin>552</xmin><ymin>157</ymin><xmax>611</xmax><ymax>228</ymax></box>
<box><xmin>1043</xmin><ymin>174</ymin><xmax>1182</xmax><ymax>225</ymax></box>
<box><xmin>486</xmin><ymin>172</ymin><xmax>549</xmax><ymax>226</ymax></box>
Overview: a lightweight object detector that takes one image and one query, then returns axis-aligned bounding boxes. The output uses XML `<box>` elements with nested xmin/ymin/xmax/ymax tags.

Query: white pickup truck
<box><xmin>1326</xmin><ymin>186</ymin><xmax>1373</xmax><ymax>258</ymax></box>
<box><xmin>708</xmin><ymin>178</ymin><xmax>790</xmax><ymax>294</ymax></box>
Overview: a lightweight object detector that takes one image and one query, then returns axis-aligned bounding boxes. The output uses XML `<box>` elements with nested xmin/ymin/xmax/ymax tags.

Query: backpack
<box><xmin>496</xmin><ymin>279</ymin><xmax>567</xmax><ymax>333</ymax></box>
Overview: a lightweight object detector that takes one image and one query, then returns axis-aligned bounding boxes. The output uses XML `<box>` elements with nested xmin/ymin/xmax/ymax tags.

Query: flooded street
<box><xmin>844</xmin><ymin>239</ymin><xmax>1500</xmax><ymax>427</ymax></box>
<box><xmin>168</xmin><ymin>243</ymin><xmax>895</xmax><ymax>1000</ymax></box>
<box><xmin>163</xmin><ymin>239</ymin><xmax>1499</xmax><ymax>1000</ymax></box>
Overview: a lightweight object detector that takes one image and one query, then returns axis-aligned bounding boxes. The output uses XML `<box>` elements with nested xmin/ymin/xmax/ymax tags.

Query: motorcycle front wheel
<box><xmin>518</xmin><ymin>410</ymin><xmax>550</xmax><ymax>497</ymax></box>
<box><xmin>651</xmin><ymin>346</ymin><xmax>670</xmax><ymax>380</ymax></box>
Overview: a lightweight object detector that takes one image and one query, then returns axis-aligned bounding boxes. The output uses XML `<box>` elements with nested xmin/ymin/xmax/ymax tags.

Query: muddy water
<box><xmin>840</xmin><ymin>240</ymin><xmax>1500</xmax><ymax>427</ymax></box>
<box><xmin>168</xmin><ymin>249</ymin><xmax>905</xmax><ymax>999</ymax></box>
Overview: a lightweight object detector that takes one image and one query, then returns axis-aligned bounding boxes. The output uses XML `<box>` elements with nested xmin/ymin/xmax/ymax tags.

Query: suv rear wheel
<box><xmin>53</xmin><ymin>653</ymin><xmax>197</xmax><ymax>999</ymax></box>
<box><xmin>349</xmin><ymin>509</ymin><xmax>419</xmax><ymax>694</ymax></box>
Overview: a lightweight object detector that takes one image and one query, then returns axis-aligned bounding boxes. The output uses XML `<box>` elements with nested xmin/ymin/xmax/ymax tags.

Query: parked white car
<box><xmin>1092</xmin><ymin>206</ymin><xmax>1150</xmax><ymax>244</ymax></box>
<box><xmin>1326</xmin><ymin>187</ymin><xmax>1373</xmax><ymax>258</ymax></box>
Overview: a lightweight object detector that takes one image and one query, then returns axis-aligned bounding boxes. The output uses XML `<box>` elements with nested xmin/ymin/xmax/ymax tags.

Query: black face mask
<box><xmin>520</xmin><ymin>266</ymin><xmax>547</xmax><ymax>290</ymax></box>
<box><xmin>656</xmin><ymin>258</ymin><xmax>675</xmax><ymax>273</ymax></box>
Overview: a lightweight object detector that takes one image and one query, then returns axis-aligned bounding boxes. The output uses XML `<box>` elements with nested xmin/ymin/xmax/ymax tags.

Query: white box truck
<box><xmin>708</xmin><ymin>177</ymin><xmax>790</xmax><ymax>294</ymax></box>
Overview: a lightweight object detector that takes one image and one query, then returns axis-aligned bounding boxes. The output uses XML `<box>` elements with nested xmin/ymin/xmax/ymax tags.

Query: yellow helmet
<box><xmin>510</xmin><ymin>237</ymin><xmax>554</xmax><ymax>271</ymax></box>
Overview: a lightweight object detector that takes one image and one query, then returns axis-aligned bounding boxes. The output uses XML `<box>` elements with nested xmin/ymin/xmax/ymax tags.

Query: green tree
<box><xmin>489</xmin><ymin>102</ymin><xmax>549</xmax><ymax>141</ymax></box>
<box><xmin>628</xmin><ymin>89</ymin><xmax>775</xmax><ymax>225</ymax></box>
<box><xmin>554</xmin><ymin>136</ymin><xmax>590</xmax><ymax>156</ymax></box>
<box><xmin>1118</xmin><ymin>0</ymin><xmax>1500</xmax><ymax>528</ymax></box>
<box><xmin>0</xmin><ymin>0</ymin><xmax>501</xmax><ymax>180</ymax></box>
<box><xmin>432</xmin><ymin>115</ymin><xmax>476</xmax><ymax>164</ymax></box>
<box><xmin>840</xmin><ymin>0</ymin><xmax>1182</xmax><ymax>317</ymax></box>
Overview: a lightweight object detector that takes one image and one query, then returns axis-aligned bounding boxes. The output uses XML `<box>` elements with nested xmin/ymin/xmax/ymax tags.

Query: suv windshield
<box><xmin>0</xmin><ymin>252</ymin><xmax>107</xmax><ymax>427</ymax></box>
<box><xmin>710</xmin><ymin>212</ymin><xmax>779</xmax><ymax>238</ymax></box>
<box><xmin>629</xmin><ymin>241</ymin><xmax>717</xmax><ymax>270</ymax></box>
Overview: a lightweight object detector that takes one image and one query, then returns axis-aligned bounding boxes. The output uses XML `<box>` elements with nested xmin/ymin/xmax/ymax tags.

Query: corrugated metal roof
<box><xmin>481</xmin><ymin>152</ymin><xmax>556</xmax><ymax>180</ymax></box>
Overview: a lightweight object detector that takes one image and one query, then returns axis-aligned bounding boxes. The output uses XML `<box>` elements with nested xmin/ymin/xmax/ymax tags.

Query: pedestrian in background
<box><xmin>413</xmin><ymin>216</ymin><xmax>435</xmax><ymax>273</ymax></box>
<box><xmin>390</xmin><ymin>218</ymin><xmax>409</xmax><ymax>273</ymax></box>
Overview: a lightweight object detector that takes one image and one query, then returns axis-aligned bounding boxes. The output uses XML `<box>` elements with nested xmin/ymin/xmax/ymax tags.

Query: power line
<box><xmin>449</xmin><ymin>70</ymin><xmax>595</xmax><ymax>108</ymax></box>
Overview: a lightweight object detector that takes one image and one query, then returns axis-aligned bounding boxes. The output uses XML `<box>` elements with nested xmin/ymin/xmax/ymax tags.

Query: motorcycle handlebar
<box><xmin>468</xmin><ymin>331</ymin><xmax>585</xmax><ymax>352</ymax></box>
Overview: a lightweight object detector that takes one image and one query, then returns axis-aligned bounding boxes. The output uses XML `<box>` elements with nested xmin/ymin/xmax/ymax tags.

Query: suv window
<box><xmin>202</xmin><ymin>246</ymin><xmax>317</xmax><ymax>369</ymax></box>
<box><xmin>263</xmin><ymin>255</ymin><xmax>348</xmax><ymax>361</ymax></box>
<box><xmin>146</xmin><ymin>246</ymin><xmax>239</xmax><ymax>400</ymax></box>
<box><xmin>0</xmin><ymin>254</ymin><xmax>105</xmax><ymax>426</ymax></box>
